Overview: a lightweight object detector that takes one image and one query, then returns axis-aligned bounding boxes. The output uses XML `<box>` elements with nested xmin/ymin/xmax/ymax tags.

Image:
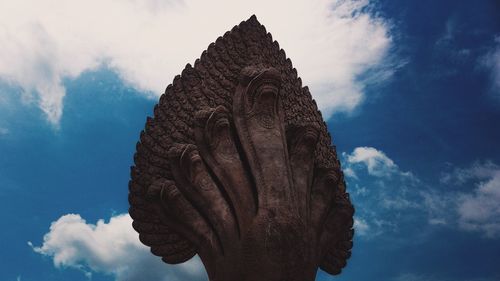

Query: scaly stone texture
<box><xmin>129</xmin><ymin>15</ymin><xmax>354</xmax><ymax>281</ymax></box>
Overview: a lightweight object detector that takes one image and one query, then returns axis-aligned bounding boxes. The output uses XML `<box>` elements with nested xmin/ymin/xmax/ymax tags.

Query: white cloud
<box><xmin>392</xmin><ymin>273</ymin><xmax>449</xmax><ymax>281</ymax></box>
<box><xmin>30</xmin><ymin>213</ymin><xmax>206</xmax><ymax>281</ymax></box>
<box><xmin>421</xmin><ymin>190</ymin><xmax>454</xmax><ymax>226</ymax></box>
<box><xmin>428</xmin><ymin>218</ymin><xmax>447</xmax><ymax>226</ymax></box>
<box><xmin>344</xmin><ymin>146</ymin><xmax>410</xmax><ymax>178</ymax></box>
<box><xmin>353</xmin><ymin>215</ymin><xmax>397</xmax><ymax>239</ymax></box>
<box><xmin>440</xmin><ymin>160</ymin><xmax>499</xmax><ymax>185</ymax></box>
<box><xmin>0</xmin><ymin>0</ymin><xmax>392</xmax><ymax>125</ymax></box>
<box><xmin>457</xmin><ymin>170</ymin><xmax>500</xmax><ymax>238</ymax></box>
<box><xmin>381</xmin><ymin>197</ymin><xmax>419</xmax><ymax>210</ymax></box>
<box><xmin>342</xmin><ymin>146</ymin><xmax>422</xmax><ymax>238</ymax></box>
<box><xmin>353</xmin><ymin>183</ymin><xmax>368</xmax><ymax>196</ymax></box>
<box><xmin>393</xmin><ymin>273</ymin><xmax>427</xmax><ymax>281</ymax></box>
<box><xmin>344</xmin><ymin>149</ymin><xmax>500</xmax><ymax>239</ymax></box>
<box><xmin>393</xmin><ymin>273</ymin><xmax>497</xmax><ymax>281</ymax></box>
<box><xmin>479</xmin><ymin>35</ymin><xmax>500</xmax><ymax>96</ymax></box>
<box><xmin>343</xmin><ymin>167</ymin><xmax>358</xmax><ymax>179</ymax></box>
<box><xmin>430</xmin><ymin>161</ymin><xmax>500</xmax><ymax>238</ymax></box>
<box><xmin>353</xmin><ymin>217</ymin><xmax>370</xmax><ymax>236</ymax></box>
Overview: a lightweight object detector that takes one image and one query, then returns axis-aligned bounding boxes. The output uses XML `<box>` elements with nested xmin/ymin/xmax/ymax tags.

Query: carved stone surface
<box><xmin>129</xmin><ymin>15</ymin><xmax>354</xmax><ymax>281</ymax></box>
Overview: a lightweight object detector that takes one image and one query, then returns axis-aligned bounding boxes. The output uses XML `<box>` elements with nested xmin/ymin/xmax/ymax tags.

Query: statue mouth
<box><xmin>241</xmin><ymin>68</ymin><xmax>282</xmax><ymax>130</ymax></box>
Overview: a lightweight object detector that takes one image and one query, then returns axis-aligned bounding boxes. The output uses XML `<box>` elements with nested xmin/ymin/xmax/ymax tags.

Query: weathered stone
<box><xmin>129</xmin><ymin>15</ymin><xmax>354</xmax><ymax>281</ymax></box>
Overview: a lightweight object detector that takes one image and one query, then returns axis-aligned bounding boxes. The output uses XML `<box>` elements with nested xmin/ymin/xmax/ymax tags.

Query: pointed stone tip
<box><xmin>248</xmin><ymin>14</ymin><xmax>259</xmax><ymax>24</ymax></box>
<box><xmin>237</xmin><ymin>14</ymin><xmax>263</xmax><ymax>31</ymax></box>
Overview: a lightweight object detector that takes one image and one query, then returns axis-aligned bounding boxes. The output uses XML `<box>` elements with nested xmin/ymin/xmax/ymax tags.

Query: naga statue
<box><xmin>129</xmin><ymin>15</ymin><xmax>354</xmax><ymax>281</ymax></box>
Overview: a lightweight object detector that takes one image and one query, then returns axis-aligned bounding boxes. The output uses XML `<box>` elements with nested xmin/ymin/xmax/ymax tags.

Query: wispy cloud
<box><xmin>353</xmin><ymin>217</ymin><xmax>370</xmax><ymax>236</ymax></box>
<box><xmin>0</xmin><ymin>127</ymin><xmax>8</xmax><ymax>136</ymax></box>
<box><xmin>0</xmin><ymin>0</ymin><xmax>393</xmax><ymax>125</ymax></box>
<box><xmin>431</xmin><ymin>16</ymin><xmax>473</xmax><ymax>79</ymax></box>
<box><xmin>456</xmin><ymin>168</ymin><xmax>500</xmax><ymax>238</ymax></box>
<box><xmin>427</xmin><ymin>161</ymin><xmax>500</xmax><ymax>238</ymax></box>
<box><xmin>30</xmin><ymin>213</ymin><xmax>206</xmax><ymax>281</ymax></box>
<box><xmin>440</xmin><ymin>160</ymin><xmax>499</xmax><ymax>185</ymax></box>
<box><xmin>393</xmin><ymin>273</ymin><xmax>446</xmax><ymax>281</ymax></box>
<box><xmin>420</xmin><ymin>189</ymin><xmax>455</xmax><ymax>226</ymax></box>
<box><xmin>479</xmin><ymin>35</ymin><xmax>500</xmax><ymax>97</ymax></box>
<box><xmin>343</xmin><ymin>148</ymin><xmax>500</xmax><ymax>240</ymax></box>
<box><xmin>393</xmin><ymin>272</ymin><xmax>498</xmax><ymax>281</ymax></box>
<box><xmin>343</xmin><ymin>146</ymin><xmax>421</xmax><ymax>238</ymax></box>
<box><xmin>343</xmin><ymin>146</ymin><xmax>415</xmax><ymax>179</ymax></box>
<box><xmin>342</xmin><ymin>147</ymin><xmax>500</xmax><ymax>238</ymax></box>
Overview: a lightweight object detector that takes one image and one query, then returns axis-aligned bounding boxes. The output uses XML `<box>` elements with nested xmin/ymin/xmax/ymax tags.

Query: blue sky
<box><xmin>0</xmin><ymin>1</ymin><xmax>499</xmax><ymax>281</ymax></box>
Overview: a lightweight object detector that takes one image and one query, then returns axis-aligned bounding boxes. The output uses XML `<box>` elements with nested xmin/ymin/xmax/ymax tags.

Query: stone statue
<box><xmin>129</xmin><ymin>15</ymin><xmax>354</xmax><ymax>281</ymax></box>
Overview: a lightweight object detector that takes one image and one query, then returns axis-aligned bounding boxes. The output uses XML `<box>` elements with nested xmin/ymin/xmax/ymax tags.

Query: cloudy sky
<box><xmin>0</xmin><ymin>0</ymin><xmax>499</xmax><ymax>281</ymax></box>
